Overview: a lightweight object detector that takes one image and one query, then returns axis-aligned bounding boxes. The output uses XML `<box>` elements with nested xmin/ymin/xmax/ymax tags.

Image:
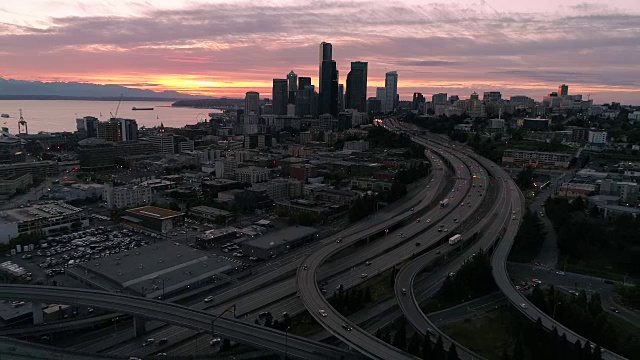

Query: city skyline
<box><xmin>1</xmin><ymin>1</ymin><xmax>639</xmax><ymax>103</ymax></box>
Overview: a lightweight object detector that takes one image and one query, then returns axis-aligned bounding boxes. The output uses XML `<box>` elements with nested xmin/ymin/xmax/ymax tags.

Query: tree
<box><xmin>447</xmin><ymin>343</ymin><xmax>459</xmax><ymax>360</ymax></box>
<box><xmin>408</xmin><ymin>332</ymin><xmax>422</xmax><ymax>356</ymax></box>
<box><xmin>433</xmin><ymin>336</ymin><xmax>445</xmax><ymax>360</ymax></box>
<box><xmin>392</xmin><ymin>323</ymin><xmax>407</xmax><ymax>350</ymax></box>
<box><xmin>512</xmin><ymin>335</ymin><xmax>524</xmax><ymax>360</ymax></box>
<box><xmin>592</xmin><ymin>344</ymin><xmax>602</xmax><ymax>360</ymax></box>
<box><xmin>422</xmin><ymin>334</ymin><xmax>432</xmax><ymax>359</ymax></box>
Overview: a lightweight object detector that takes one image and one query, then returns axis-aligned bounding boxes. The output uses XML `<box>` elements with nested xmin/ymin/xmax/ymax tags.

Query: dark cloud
<box><xmin>396</xmin><ymin>60</ymin><xmax>462</xmax><ymax>67</ymax></box>
<box><xmin>0</xmin><ymin>1</ymin><xmax>638</xmax><ymax>103</ymax></box>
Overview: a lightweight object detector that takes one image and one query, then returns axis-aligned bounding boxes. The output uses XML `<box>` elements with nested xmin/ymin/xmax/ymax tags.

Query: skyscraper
<box><xmin>298</xmin><ymin>77</ymin><xmax>311</xmax><ymax>91</ymax></box>
<box><xmin>345</xmin><ymin>61</ymin><xmax>368</xmax><ymax>112</ymax></box>
<box><xmin>558</xmin><ymin>84</ymin><xmax>568</xmax><ymax>97</ymax></box>
<box><xmin>376</xmin><ymin>87</ymin><xmax>386</xmax><ymax>111</ymax></box>
<box><xmin>287</xmin><ymin>71</ymin><xmax>297</xmax><ymax>104</ymax></box>
<box><xmin>338</xmin><ymin>84</ymin><xmax>344</xmax><ymax>111</ymax></box>
<box><xmin>272</xmin><ymin>79</ymin><xmax>288</xmax><ymax>116</ymax></box>
<box><xmin>384</xmin><ymin>71</ymin><xmax>398</xmax><ymax>113</ymax></box>
<box><xmin>244</xmin><ymin>91</ymin><xmax>260</xmax><ymax>116</ymax></box>
<box><xmin>412</xmin><ymin>93</ymin><xmax>425</xmax><ymax>111</ymax></box>
<box><xmin>432</xmin><ymin>93</ymin><xmax>448</xmax><ymax>105</ymax></box>
<box><xmin>319</xmin><ymin>42</ymin><xmax>338</xmax><ymax>117</ymax></box>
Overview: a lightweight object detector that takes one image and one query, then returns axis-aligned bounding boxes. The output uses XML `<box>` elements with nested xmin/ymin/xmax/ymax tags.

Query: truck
<box><xmin>448</xmin><ymin>234</ymin><xmax>462</xmax><ymax>245</ymax></box>
<box><xmin>439</xmin><ymin>198</ymin><xmax>449</xmax><ymax>208</ymax></box>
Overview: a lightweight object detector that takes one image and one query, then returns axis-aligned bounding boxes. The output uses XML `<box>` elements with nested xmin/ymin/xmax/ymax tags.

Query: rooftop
<box><xmin>0</xmin><ymin>201</ymin><xmax>82</xmax><ymax>223</ymax></box>
<box><xmin>190</xmin><ymin>205</ymin><xmax>233</xmax><ymax>217</ymax></box>
<box><xmin>125</xmin><ymin>206</ymin><xmax>184</xmax><ymax>220</ymax></box>
<box><xmin>79</xmin><ymin>241</ymin><xmax>240</xmax><ymax>297</ymax></box>
<box><xmin>243</xmin><ymin>226</ymin><xmax>319</xmax><ymax>250</ymax></box>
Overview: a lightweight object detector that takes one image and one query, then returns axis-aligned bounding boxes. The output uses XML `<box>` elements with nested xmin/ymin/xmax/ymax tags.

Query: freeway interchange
<box><xmin>0</xmin><ymin>123</ymin><xmax>627</xmax><ymax>360</ymax></box>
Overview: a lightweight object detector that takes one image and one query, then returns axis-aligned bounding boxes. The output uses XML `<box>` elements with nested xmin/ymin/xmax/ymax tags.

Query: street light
<box><xmin>553</xmin><ymin>302</ymin><xmax>562</xmax><ymax>320</ymax></box>
<box><xmin>284</xmin><ymin>326</ymin><xmax>291</xmax><ymax>359</ymax></box>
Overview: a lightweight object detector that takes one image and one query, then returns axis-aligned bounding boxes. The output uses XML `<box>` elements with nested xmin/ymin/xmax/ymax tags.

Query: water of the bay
<box><xmin>0</xmin><ymin>100</ymin><xmax>223</xmax><ymax>134</ymax></box>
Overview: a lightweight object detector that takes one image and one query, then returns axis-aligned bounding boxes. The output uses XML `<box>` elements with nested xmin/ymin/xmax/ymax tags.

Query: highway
<box><xmin>484</xmin><ymin>151</ymin><xmax>627</xmax><ymax>360</ymax></box>
<box><xmin>62</xmin><ymin>142</ymin><xmax>465</xmax><ymax>357</ymax></box>
<box><xmin>0</xmin><ymin>284</ymin><xmax>356</xmax><ymax>360</ymax></box>
<box><xmin>390</xmin><ymin>127</ymin><xmax>518</xmax><ymax>360</ymax></box>
<box><xmin>297</xmin><ymin>133</ymin><xmax>493</xmax><ymax>359</ymax></box>
<box><xmin>395</xmin><ymin>175</ymin><xmax>511</xmax><ymax>360</ymax></box>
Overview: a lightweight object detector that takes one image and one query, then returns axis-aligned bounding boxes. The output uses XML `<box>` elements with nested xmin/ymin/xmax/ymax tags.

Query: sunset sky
<box><xmin>1</xmin><ymin>0</ymin><xmax>639</xmax><ymax>103</ymax></box>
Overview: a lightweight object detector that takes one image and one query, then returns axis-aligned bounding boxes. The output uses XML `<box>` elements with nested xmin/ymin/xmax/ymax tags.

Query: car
<box><xmin>453</xmin><ymin>218</ymin><xmax>459</xmax><ymax>223</ymax></box>
<box><xmin>142</xmin><ymin>338</ymin><xmax>155</xmax><ymax>346</ymax></box>
<box><xmin>158</xmin><ymin>338</ymin><xmax>168</xmax><ymax>345</ymax></box>
<box><xmin>448</xmin><ymin>272</ymin><xmax>455</xmax><ymax>277</ymax></box>
<box><xmin>437</xmin><ymin>229</ymin><xmax>442</xmax><ymax>232</ymax></box>
<box><xmin>435</xmin><ymin>250</ymin><xmax>440</xmax><ymax>254</ymax></box>
<box><xmin>426</xmin><ymin>219</ymin><xmax>431</xmax><ymax>223</ymax></box>
<box><xmin>360</xmin><ymin>273</ymin><xmax>368</xmax><ymax>278</ymax></box>
<box><xmin>604</xmin><ymin>279</ymin><xmax>614</xmax><ymax>284</ymax></box>
<box><xmin>512</xmin><ymin>216</ymin><xmax>516</xmax><ymax>220</ymax></box>
<box><xmin>443</xmin><ymin>228</ymin><xmax>448</xmax><ymax>232</ymax></box>
<box><xmin>209</xmin><ymin>337</ymin><xmax>221</xmax><ymax>346</ymax></box>
<box><xmin>303</xmin><ymin>265</ymin><xmax>308</xmax><ymax>270</ymax></box>
<box><xmin>341</xmin><ymin>323</ymin><xmax>352</xmax><ymax>331</ymax></box>
<box><xmin>520</xmin><ymin>303</ymin><xmax>528</xmax><ymax>309</ymax></box>
<box><xmin>204</xmin><ymin>296</ymin><xmax>214</xmax><ymax>303</ymax></box>
<box><xmin>532</xmin><ymin>279</ymin><xmax>542</xmax><ymax>284</ymax></box>
<box><xmin>319</xmin><ymin>309</ymin><xmax>328</xmax><ymax>317</ymax></box>
<box><xmin>365</xmin><ymin>261</ymin><xmax>371</xmax><ymax>266</ymax></box>
<box><xmin>401</xmin><ymin>288</ymin><xmax>407</xmax><ymax>295</ymax></box>
<box><xmin>416</xmin><ymin>219</ymin><xmax>420</xmax><ymax>223</ymax></box>
<box><xmin>410</xmin><ymin>207</ymin><xmax>414</xmax><ymax>212</ymax></box>
<box><xmin>609</xmin><ymin>307</ymin><xmax>619</xmax><ymax>313</ymax></box>
<box><xmin>556</xmin><ymin>271</ymin><xmax>565</xmax><ymax>275</ymax></box>
<box><xmin>156</xmin><ymin>353</ymin><xmax>167</xmax><ymax>356</ymax></box>
<box><xmin>336</xmin><ymin>239</ymin><xmax>342</xmax><ymax>243</ymax></box>
<box><xmin>415</xmin><ymin>242</ymin><xmax>421</xmax><ymax>246</ymax></box>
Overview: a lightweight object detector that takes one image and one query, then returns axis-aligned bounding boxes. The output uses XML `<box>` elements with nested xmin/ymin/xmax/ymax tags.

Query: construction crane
<box><xmin>109</xmin><ymin>93</ymin><xmax>124</xmax><ymax>119</ymax></box>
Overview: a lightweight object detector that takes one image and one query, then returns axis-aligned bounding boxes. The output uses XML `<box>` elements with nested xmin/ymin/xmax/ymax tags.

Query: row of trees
<box><xmin>0</xmin><ymin>230</ymin><xmax>46</xmax><ymax>253</ymax></box>
<box><xmin>426</xmin><ymin>249</ymin><xmax>497</xmax><ymax>312</ymax></box>
<box><xmin>348</xmin><ymin>162</ymin><xmax>431</xmax><ymax>222</ymax></box>
<box><xmin>328</xmin><ymin>286</ymin><xmax>373</xmax><ymax>316</ymax></box>
<box><xmin>374</xmin><ymin>319</ymin><xmax>459</xmax><ymax>360</ymax></box>
<box><xmin>545</xmin><ymin>197</ymin><xmax>639</xmax><ymax>276</ymax></box>
<box><xmin>508</xmin><ymin>209</ymin><xmax>546</xmax><ymax>263</ymax></box>
<box><xmin>529</xmin><ymin>286</ymin><xmax>638</xmax><ymax>358</ymax></box>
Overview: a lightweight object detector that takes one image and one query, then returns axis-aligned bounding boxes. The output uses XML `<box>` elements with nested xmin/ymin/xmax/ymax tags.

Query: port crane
<box><xmin>109</xmin><ymin>93</ymin><xmax>124</xmax><ymax>119</ymax></box>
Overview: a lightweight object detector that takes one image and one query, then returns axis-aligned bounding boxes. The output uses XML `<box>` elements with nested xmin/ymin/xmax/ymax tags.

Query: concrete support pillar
<box><xmin>133</xmin><ymin>317</ymin><xmax>146</xmax><ymax>338</ymax></box>
<box><xmin>32</xmin><ymin>301</ymin><xmax>44</xmax><ymax>325</ymax></box>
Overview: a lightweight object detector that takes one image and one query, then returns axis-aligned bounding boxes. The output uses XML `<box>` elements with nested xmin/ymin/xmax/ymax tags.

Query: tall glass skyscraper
<box><xmin>345</xmin><ymin>61</ymin><xmax>368</xmax><ymax>112</ymax></box>
<box><xmin>384</xmin><ymin>71</ymin><xmax>398</xmax><ymax>113</ymax></box>
<box><xmin>319</xmin><ymin>42</ymin><xmax>338</xmax><ymax>117</ymax></box>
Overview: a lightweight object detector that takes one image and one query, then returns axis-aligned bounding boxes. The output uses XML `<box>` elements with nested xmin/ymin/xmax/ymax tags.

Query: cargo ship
<box><xmin>132</xmin><ymin>107</ymin><xmax>154</xmax><ymax>111</ymax></box>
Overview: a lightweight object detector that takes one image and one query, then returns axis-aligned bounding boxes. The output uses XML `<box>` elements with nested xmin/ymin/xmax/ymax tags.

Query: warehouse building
<box><xmin>122</xmin><ymin>206</ymin><xmax>184</xmax><ymax>233</ymax></box>
<box><xmin>241</xmin><ymin>226</ymin><xmax>319</xmax><ymax>260</ymax></box>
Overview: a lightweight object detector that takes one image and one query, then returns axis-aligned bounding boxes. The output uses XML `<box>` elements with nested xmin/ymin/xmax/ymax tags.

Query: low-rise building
<box><xmin>557</xmin><ymin>183</ymin><xmax>597</xmax><ymax>198</ymax></box>
<box><xmin>343</xmin><ymin>140</ymin><xmax>369</xmax><ymax>152</ymax></box>
<box><xmin>0</xmin><ymin>201</ymin><xmax>88</xmax><ymax>242</ymax></box>
<box><xmin>350</xmin><ymin>177</ymin><xmax>392</xmax><ymax>192</ymax></box>
<box><xmin>77</xmin><ymin>138</ymin><xmax>115</xmax><ymax>171</ymax></box>
<box><xmin>0</xmin><ymin>160</ymin><xmax>58</xmax><ymax>179</ymax></box>
<box><xmin>241</xmin><ymin>226</ymin><xmax>319</xmax><ymax>260</ymax></box>
<box><xmin>103</xmin><ymin>184</ymin><xmax>152</xmax><ymax>209</ymax></box>
<box><xmin>0</xmin><ymin>173</ymin><xmax>32</xmax><ymax>199</ymax></box>
<box><xmin>502</xmin><ymin>149</ymin><xmax>573</xmax><ymax>169</ymax></box>
<box><xmin>236</xmin><ymin>166</ymin><xmax>270</xmax><ymax>184</ymax></box>
<box><xmin>122</xmin><ymin>206</ymin><xmax>184</xmax><ymax>233</ymax></box>
<box><xmin>588</xmin><ymin>130</ymin><xmax>607</xmax><ymax>144</ymax></box>
<box><xmin>189</xmin><ymin>205</ymin><xmax>235</xmax><ymax>224</ymax></box>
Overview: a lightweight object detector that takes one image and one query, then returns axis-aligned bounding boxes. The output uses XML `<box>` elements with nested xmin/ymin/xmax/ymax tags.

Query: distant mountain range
<box><xmin>0</xmin><ymin>78</ymin><xmax>203</xmax><ymax>100</ymax></box>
